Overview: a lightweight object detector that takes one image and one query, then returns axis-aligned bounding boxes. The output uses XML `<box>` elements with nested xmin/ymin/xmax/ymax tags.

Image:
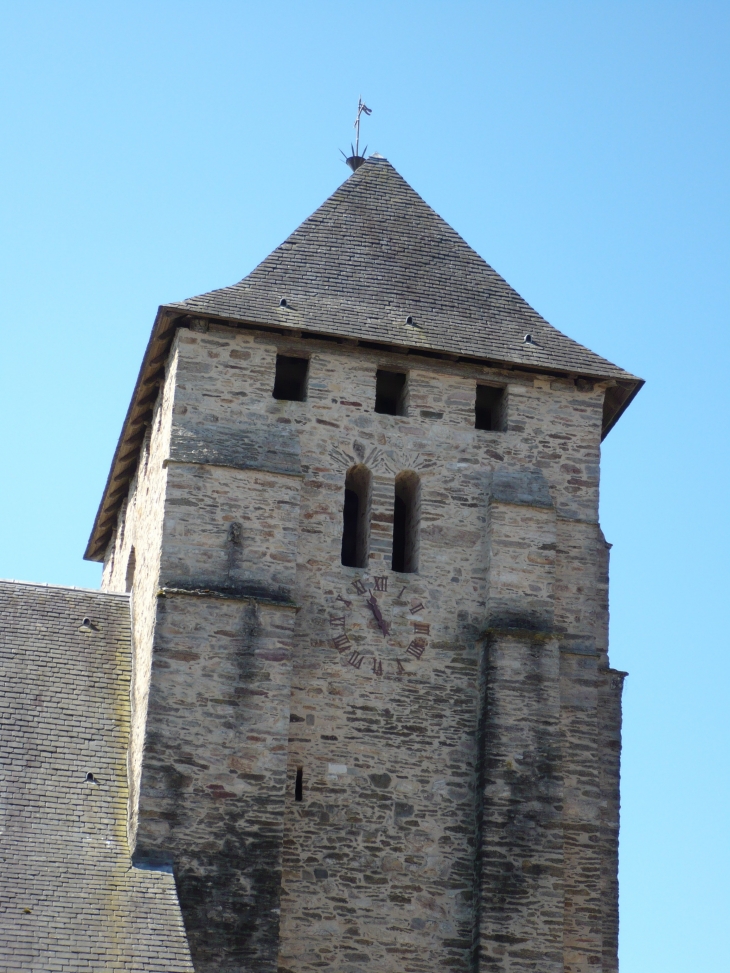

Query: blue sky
<box><xmin>1</xmin><ymin>3</ymin><xmax>728</xmax><ymax>970</ymax></box>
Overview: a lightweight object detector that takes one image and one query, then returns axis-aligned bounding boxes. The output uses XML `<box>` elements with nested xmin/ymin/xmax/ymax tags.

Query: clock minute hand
<box><xmin>366</xmin><ymin>593</ymin><xmax>390</xmax><ymax>637</ymax></box>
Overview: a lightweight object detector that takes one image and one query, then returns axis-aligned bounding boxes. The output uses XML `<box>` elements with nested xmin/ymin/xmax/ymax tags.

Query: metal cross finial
<box><xmin>353</xmin><ymin>97</ymin><xmax>372</xmax><ymax>159</ymax></box>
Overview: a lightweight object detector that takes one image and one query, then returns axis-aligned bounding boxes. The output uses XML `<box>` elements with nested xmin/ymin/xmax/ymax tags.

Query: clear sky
<box><xmin>1</xmin><ymin>2</ymin><xmax>728</xmax><ymax>970</ymax></box>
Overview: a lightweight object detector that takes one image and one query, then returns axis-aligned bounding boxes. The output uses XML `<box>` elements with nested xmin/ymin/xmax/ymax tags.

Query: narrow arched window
<box><xmin>341</xmin><ymin>465</ymin><xmax>371</xmax><ymax>568</ymax></box>
<box><xmin>125</xmin><ymin>547</ymin><xmax>136</xmax><ymax>593</ymax></box>
<box><xmin>392</xmin><ymin>472</ymin><xmax>420</xmax><ymax>573</ymax></box>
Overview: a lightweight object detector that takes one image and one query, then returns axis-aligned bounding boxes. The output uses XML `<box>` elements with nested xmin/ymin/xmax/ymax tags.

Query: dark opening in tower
<box><xmin>375</xmin><ymin>370</ymin><xmax>408</xmax><ymax>416</ymax></box>
<box><xmin>392</xmin><ymin>471</ymin><xmax>420</xmax><ymax>574</ymax></box>
<box><xmin>273</xmin><ymin>355</ymin><xmax>309</xmax><ymax>401</ymax></box>
<box><xmin>295</xmin><ymin>766</ymin><xmax>303</xmax><ymax>802</ymax></box>
<box><xmin>340</xmin><ymin>465</ymin><xmax>372</xmax><ymax>568</ymax></box>
<box><xmin>125</xmin><ymin>548</ymin><xmax>136</xmax><ymax>593</ymax></box>
<box><xmin>475</xmin><ymin>384</ymin><xmax>506</xmax><ymax>431</ymax></box>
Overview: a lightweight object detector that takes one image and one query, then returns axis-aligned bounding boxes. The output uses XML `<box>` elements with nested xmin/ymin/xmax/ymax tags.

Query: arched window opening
<box><xmin>341</xmin><ymin>465</ymin><xmax>371</xmax><ymax>568</ymax></box>
<box><xmin>392</xmin><ymin>472</ymin><xmax>420</xmax><ymax>574</ymax></box>
<box><xmin>125</xmin><ymin>547</ymin><xmax>136</xmax><ymax>593</ymax></box>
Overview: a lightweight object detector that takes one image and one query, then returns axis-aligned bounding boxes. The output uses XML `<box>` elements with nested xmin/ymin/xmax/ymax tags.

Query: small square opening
<box><xmin>273</xmin><ymin>355</ymin><xmax>309</xmax><ymax>402</ymax></box>
<box><xmin>375</xmin><ymin>370</ymin><xmax>407</xmax><ymax>416</ymax></box>
<box><xmin>475</xmin><ymin>385</ymin><xmax>505</xmax><ymax>431</ymax></box>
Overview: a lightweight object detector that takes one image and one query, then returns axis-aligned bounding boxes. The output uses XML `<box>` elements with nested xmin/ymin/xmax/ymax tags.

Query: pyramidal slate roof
<box><xmin>85</xmin><ymin>156</ymin><xmax>642</xmax><ymax>561</ymax></box>
<box><xmin>168</xmin><ymin>155</ymin><xmax>637</xmax><ymax>382</ymax></box>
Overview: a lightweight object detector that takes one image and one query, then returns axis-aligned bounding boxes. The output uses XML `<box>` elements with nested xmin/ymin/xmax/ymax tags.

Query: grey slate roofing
<box><xmin>84</xmin><ymin>155</ymin><xmax>642</xmax><ymax>561</ymax></box>
<box><xmin>168</xmin><ymin>155</ymin><xmax>638</xmax><ymax>382</ymax></box>
<box><xmin>0</xmin><ymin>581</ymin><xmax>194</xmax><ymax>972</ymax></box>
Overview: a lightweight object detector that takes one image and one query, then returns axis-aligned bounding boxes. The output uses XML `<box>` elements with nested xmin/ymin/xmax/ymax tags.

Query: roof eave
<box><xmin>84</xmin><ymin>306</ymin><xmax>178</xmax><ymax>562</ymax></box>
<box><xmin>600</xmin><ymin>376</ymin><xmax>645</xmax><ymax>442</ymax></box>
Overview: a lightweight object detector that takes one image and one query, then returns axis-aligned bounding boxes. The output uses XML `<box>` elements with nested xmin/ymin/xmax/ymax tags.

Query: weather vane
<box><xmin>342</xmin><ymin>97</ymin><xmax>372</xmax><ymax>172</ymax></box>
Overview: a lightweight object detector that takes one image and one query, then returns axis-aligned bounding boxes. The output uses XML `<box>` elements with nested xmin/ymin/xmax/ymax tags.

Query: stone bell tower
<box><xmin>87</xmin><ymin>155</ymin><xmax>642</xmax><ymax>973</ymax></box>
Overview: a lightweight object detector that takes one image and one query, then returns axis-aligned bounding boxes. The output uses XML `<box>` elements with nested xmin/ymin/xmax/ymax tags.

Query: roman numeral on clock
<box><xmin>329</xmin><ymin>615</ymin><xmax>346</xmax><ymax>630</ymax></box>
<box><xmin>372</xmin><ymin>657</ymin><xmax>383</xmax><ymax>676</ymax></box>
<box><xmin>406</xmin><ymin>638</ymin><xmax>427</xmax><ymax>660</ymax></box>
<box><xmin>413</xmin><ymin>621</ymin><xmax>430</xmax><ymax>635</ymax></box>
<box><xmin>351</xmin><ymin>579</ymin><xmax>367</xmax><ymax>595</ymax></box>
<box><xmin>374</xmin><ymin>576</ymin><xmax>387</xmax><ymax>592</ymax></box>
<box><xmin>346</xmin><ymin>651</ymin><xmax>365</xmax><ymax>670</ymax></box>
<box><xmin>332</xmin><ymin>633</ymin><xmax>352</xmax><ymax>653</ymax></box>
<box><xmin>409</xmin><ymin>601</ymin><xmax>425</xmax><ymax>614</ymax></box>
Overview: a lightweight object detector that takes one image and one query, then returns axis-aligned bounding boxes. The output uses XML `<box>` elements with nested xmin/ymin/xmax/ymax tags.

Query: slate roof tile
<box><xmin>168</xmin><ymin>155</ymin><xmax>637</xmax><ymax>382</ymax></box>
<box><xmin>0</xmin><ymin>581</ymin><xmax>194</xmax><ymax>972</ymax></box>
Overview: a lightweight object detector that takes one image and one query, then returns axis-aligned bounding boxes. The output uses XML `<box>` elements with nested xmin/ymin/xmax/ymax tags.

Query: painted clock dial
<box><xmin>326</xmin><ymin>573</ymin><xmax>430</xmax><ymax>676</ymax></box>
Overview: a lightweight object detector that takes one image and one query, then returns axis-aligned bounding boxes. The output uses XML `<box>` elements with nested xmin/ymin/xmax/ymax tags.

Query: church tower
<box><xmin>86</xmin><ymin>156</ymin><xmax>641</xmax><ymax>973</ymax></box>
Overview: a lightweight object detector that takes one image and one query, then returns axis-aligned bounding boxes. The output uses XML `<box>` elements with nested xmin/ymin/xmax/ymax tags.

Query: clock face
<box><xmin>326</xmin><ymin>574</ymin><xmax>430</xmax><ymax>677</ymax></box>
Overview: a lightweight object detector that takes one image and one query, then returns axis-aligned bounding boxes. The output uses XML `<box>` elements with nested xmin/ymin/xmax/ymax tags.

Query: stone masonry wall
<box><xmin>106</xmin><ymin>319</ymin><xmax>623</xmax><ymax>973</ymax></box>
<box><xmin>135</xmin><ymin>592</ymin><xmax>296</xmax><ymax>972</ymax></box>
<box><xmin>102</xmin><ymin>339</ymin><xmax>178</xmax><ymax>848</ymax></box>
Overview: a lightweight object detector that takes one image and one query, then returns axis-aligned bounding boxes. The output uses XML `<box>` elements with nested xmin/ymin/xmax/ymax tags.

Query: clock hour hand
<box><xmin>366</xmin><ymin>593</ymin><xmax>390</xmax><ymax>637</ymax></box>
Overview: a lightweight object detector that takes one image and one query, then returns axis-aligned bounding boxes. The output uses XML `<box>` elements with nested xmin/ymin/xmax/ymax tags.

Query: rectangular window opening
<box><xmin>475</xmin><ymin>384</ymin><xmax>506</xmax><ymax>431</ymax></box>
<box><xmin>273</xmin><ymin>355</ymin><xmax>309</xmax><ymax>402</ymax></box>
<box><xmin>295</xmin><ymin>766</ymin><xmax>303</xmax><ymax>802</ymax></box>
<box><xmin>375</xmin><ymin>370</ymin><xmax>408</xmax><ymax>416</ymax></box>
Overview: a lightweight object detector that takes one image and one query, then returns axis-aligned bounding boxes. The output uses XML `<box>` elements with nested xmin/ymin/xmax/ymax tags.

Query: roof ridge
<box><xmin>0</xmin><ymin>578</ymin><xmax>129</xmax><ymax>597</ymax></box>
